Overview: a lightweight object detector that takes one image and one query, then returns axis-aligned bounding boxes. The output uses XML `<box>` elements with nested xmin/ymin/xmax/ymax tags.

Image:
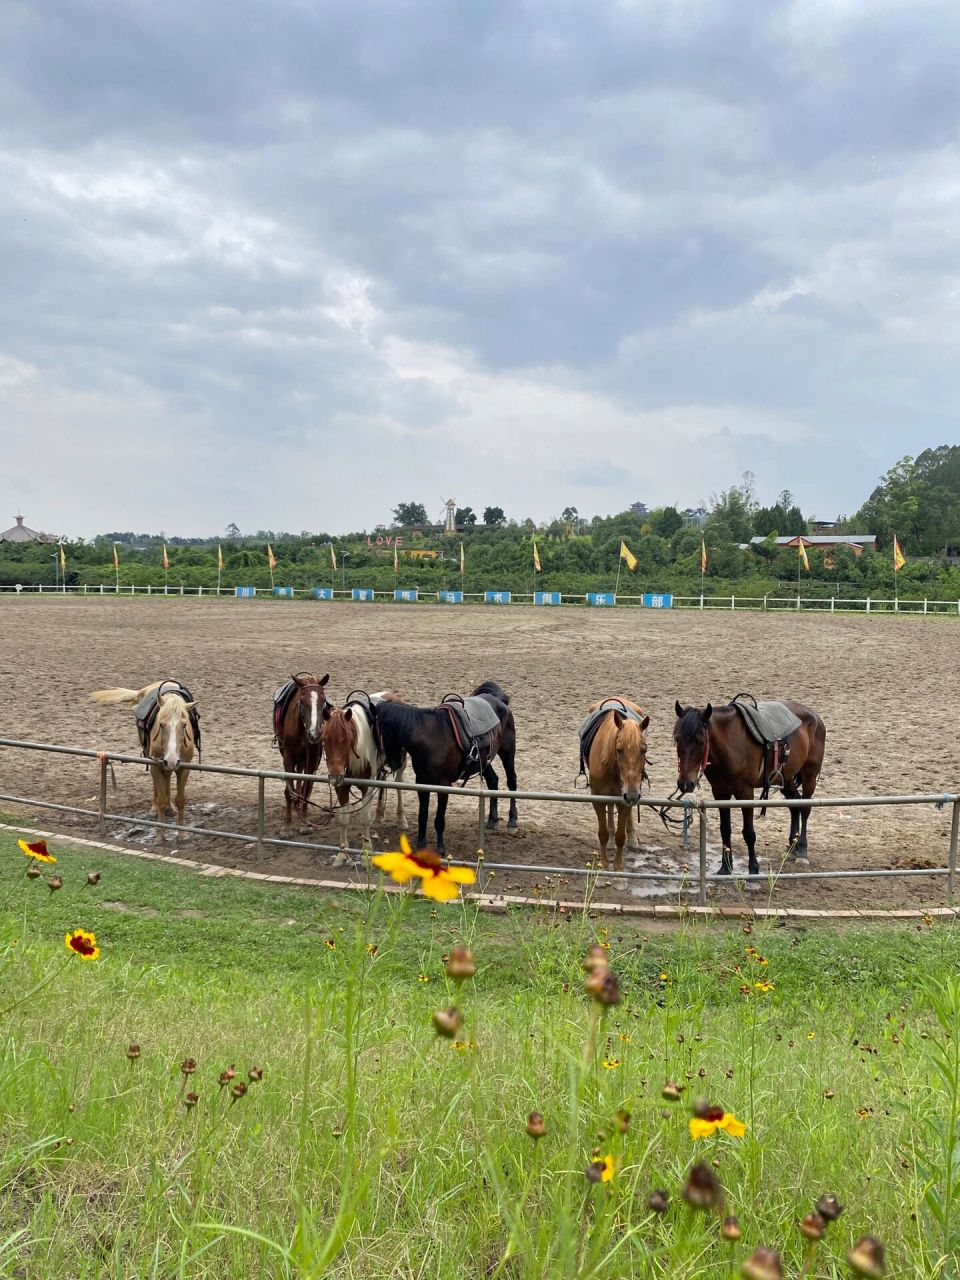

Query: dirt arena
<box><xmin>1</xmin><ymin>596</ymin><xmax>957</xmax><ymax>911</ymax></box>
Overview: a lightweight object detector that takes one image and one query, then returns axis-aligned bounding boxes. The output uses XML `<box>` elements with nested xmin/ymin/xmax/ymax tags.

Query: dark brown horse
<box><xmin>276</xmin><ymin>673</ymin><xmax>330</xmax><ymax>830</ymax></box>
<box><xmin>673</xmin><ymin>697</ymin><xmax>826</xmax><ymax>877</ymax></box>
<box><xmin>375</xmin><ymin>680</ymin><xmax>518</xmax><ymax>854</ymax></box>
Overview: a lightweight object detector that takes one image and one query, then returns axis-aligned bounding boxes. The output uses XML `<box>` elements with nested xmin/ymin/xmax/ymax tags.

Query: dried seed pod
<box><xmin>445</xmin><ymin>946</ymin><xmax>476</xmax><ymax>982</ymax></box>
<box><xmin>525</xmin><ymin>1111</ymin><xmax>547</xmax><ymax>1139</ymax></box>
<box><xmin>432</xmin><ymin>1007</ymin><xmax>463</xmax><ymax>1039</ymax></box>
<box><xmin>219</xmin><ymin>1065</ymin><xmax>237</xmax><ymax>1086</ymax></box>
<box><xmin>682</xmin><ymin>1161</ymin><xmax>722</xmax><ymax>1211</ymax></box>
<box><xmin>721</xmin><ymin>1215</ymin><xmax>742</xmax><ymax>1242</ymax></box>
<box><xmin>180</xmin><ymin>1058</ymin><xmax>197</xmax><ymax>1076</ymax></box>
<box><xmin>741</xmin><ymin>1247</ymin><xmax>784</xmax><ymax>1280</ymax></box>
<box><xmin>126</xmin><ymin>1044</ymin><xmax>141</xmax><ymax>1061</ymax></box>
<box><xmin>184</xmin><ymin>1092</ymin><xmax>199</xmax><ymax>1109</ymax></box>
<box><xmin>582</xmin><ymin>945</ymin><xmax>609</xmax><ymax>973</ymax></box>
<box><xmin>584</xmin><ymin>966</ymin><xmax>621</xmax><ymax>1006</ymax></box>
<box><xmin>87</xmin><ymin>872</ymin><xmax>101</xmax><ymax>886</ymax></box>
<box><xmin>847</xmin><ymin>1237</ymin><xmax>885</xmax><ymax>1278</ymax></box>
<box><xmin>816</xmin><ymin>1194</ymin><xmax>844</xmax><ymax>1222</ymax></box>
<box><xmin>800</xmin><ymin>1212</ymin><xmax>825</xmax><ymax>1241</ymax></box>
<box><xmin>647</xmin><ymin>1189</ymin><xmax>670</xmax><ymax>1214</ymax></box>
<box><xmin>47</xmin><ymin>876</ymin><xmax>63</xmax><ymax>892</ymax></box>
<box><xmin>248</xmin><ymin>1066</ymin><xmax>264</xmax><ymax>1082</ymax></box>
<box><xmin>26</xmin><ymin>864</ymin><xmax>41</xmax><ymax>880</ymax></box>
<box><xmin>661</xmin><ymin>1081</ymin><xmax>684</xmax><ymax>1102</ymax></box>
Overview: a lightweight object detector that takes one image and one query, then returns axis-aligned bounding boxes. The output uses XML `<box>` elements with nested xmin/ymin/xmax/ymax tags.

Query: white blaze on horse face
<box><xmin>309</xmin><ymin>690</ymin><xmax>319</xmax><ymax>740</ymax></box>
<box><xmin>164</xmin><ymin>714</ymin><xmax>180</xmax><ymax>770</ymax></box>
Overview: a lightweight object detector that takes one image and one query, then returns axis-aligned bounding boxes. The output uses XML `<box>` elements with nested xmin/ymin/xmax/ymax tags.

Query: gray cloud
<box><xmin>1</xmin><ymin>0</ymin><xmax>958</xmax><ymax>536</ymax></box>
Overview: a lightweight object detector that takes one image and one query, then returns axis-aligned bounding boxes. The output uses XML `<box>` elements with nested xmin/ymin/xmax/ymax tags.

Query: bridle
<box><xmin>660</xmin><ymin>726</ymin><xmax>710</xmax><ymax>831</ymax></box>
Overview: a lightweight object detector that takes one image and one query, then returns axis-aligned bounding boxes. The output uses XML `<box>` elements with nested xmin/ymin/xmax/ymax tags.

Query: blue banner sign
<box><xmin>586</xmin><ymin>592</ymin><xmax>616</xmax><ymax>607</ymax></box>
<box><xmin>534</xmin><ymin>591</ymin><xmax>562</xmax><ymax>606</ymax></box>
<box><xmin>272</xmin><ymin>586</ymin><xmax>294</xmax><ymax>598</ymax></box>
<box><xmin>642</xmin><ymin>593</ymin><xmax>673</xmax><ymax>609</ymax></box>
<box><xmin>235</xmin><ymin>586</ymin><xmax>256</xmax><ymax>598</ymax></box>
<box><xmin>484</xmin><ymin>590</ymin><xmax>512</xmax><ymax>604</ymax></box>
<box><xmin>394</xmin><ymin>588</ymin><xmax>418</xmax><ymax>602</ymax></box>
<box><xmin>312</xmin><ymin>587</ymin><xmax>334</xmax><ymax>600</ymax></box>
<box><xmin>352</xmin><ymin>588</ymin><xmax>375</xmax><ymax>601</ymax></box>
<box><xmin>438</xmin><ymin>590</ymin><xmax>463</xmax><ymax>603</ymax></box>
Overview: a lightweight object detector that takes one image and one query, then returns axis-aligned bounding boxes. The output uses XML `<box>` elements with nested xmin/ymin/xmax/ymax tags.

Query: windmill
<box><xmin>439</xmin><ymin>498</ymin><xmax>457</xmax><ymax>536</ymax></box>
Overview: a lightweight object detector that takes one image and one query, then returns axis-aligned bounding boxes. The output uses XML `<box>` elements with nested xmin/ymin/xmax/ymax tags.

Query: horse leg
<box><xmin>434</xmin><ymin>791</ymin><xmax>449</xmax><ymax>856</ymax></box>
<box><xmin>395</xmin><ymin>759</ymin><xmax>408</xmax><ymax>831</ymax></box>
<box><xmin>740</xmin><ymin>797</ymin><xmax>759</xmax><ymax>878</ymax></box>
<box><xmin>592</xmin><ymin>801</ymin><xmax>609</xmax><ymax>867</ymax></box>
<box><xmin>336</xmin><ymin>784</ymin><xmax>351</xmax><ymax>853</ymax></box>
<box><xmin>626</xmin><ymin>805</ymin><xmax>640</xmax><ymax>852</ymax></box>
<box><xmin>482</xmin><ymin>762</ymin><xmax>500</xmax><ymax>830</ymax></box>
<box><xmin>417</xmin><ymin>790</ymin><xmax>430</xmax><ymax>850</ymax></box>
<box><xmin>175</xmin><ymin>768</ymin><xmax>189</xmax><ymax>842</ymax></box>
<box><xmin>358</xmin><ymin>784</ymin><xmax>374</xmax><ymax>854</ymax></box>
<box><xmin>154</xmin><ymin>768</ymin><xmax>171</xmax><ymax>842</ymax></box>
<box><xmin>717</xmin><ymin>801</ymin><xmax>734</xmax><ymax>875</ymax></box>
<box><xmin>614</xmin><ymin>804</ymin><xmax>628</xmax><ymax>872</ymax></box>
<box><xmin>795</xmin><ymin>764</ymin><xmax>818</xmax><ymax>863</ymax></box>
<box><xmin>501</xmin><ymin>747</ymin><xmax>519</xmax><ymax>830</ymax></box>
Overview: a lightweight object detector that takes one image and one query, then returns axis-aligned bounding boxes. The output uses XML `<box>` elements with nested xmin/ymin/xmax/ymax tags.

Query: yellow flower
<box><xmin>689</xmin><ymin>1108</ymin><xmax>747</xmax><ymax>1140</ymax></box>
<box><xmin>19</xmin><ymin>838</ymin><xmax>56</xmax><ymax>863</ymax></box>
<box><xmin>602</xmin><ymin>1058</ymin><xmax>621</xmax><ymax>1070</ymax></box>
<box><xmin>64</xmin><ymin>928</ymin><xmax>100</xmax><ymax>960</ymax></box>
<box><xmin>618</xmin><ymin>1033</ymin><xmax>632</xmax><ymax>1043</ymax></box>
<box><xmin>324</xmin><ymin>938</ymin><xmax>336</xmax><ymax>950</ymax></box>
<box><xmin>418</xmin><ymin>973</ymin><xmax>430</xmax><ymax>983</ymax></box>
<box><xmin>371</xmin><ymin>835</ymin><xmax>476</xmax><ymax>902</ymax></box>
<box><xmin>807</xmin><ymin>1030</ymin><xmax>816</xmax><ymax>1040</ymax></box>
<box><xmin>659</xmin><ymin>972</ymin><xmax>669</xmax><ymax>982</ymax></box>
<box><xmin>754</xmin><ymin>980</ymin><xmax>774</xmax><ymax>993</ymax></box>
<box><xmin>585</xmin><ymin>1153</ymin><xmax>616</xmax><ymax>1183</ymax></box>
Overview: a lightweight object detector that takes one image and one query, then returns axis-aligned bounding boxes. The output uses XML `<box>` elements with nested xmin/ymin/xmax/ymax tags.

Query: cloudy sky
<box><xmin>1</xmin><ymin>1</ymin><xmax>957</xmax><ymax>538</ymax></box>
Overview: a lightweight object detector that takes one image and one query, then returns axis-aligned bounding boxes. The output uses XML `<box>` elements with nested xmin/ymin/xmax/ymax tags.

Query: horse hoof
<box><xmin>745</xmin><ymin>878</ymin><xmax>761</xmax><ymax>893</ymax></box>
<box><xmin>485</xmin><ymin>818</ymin><xmax>498</xmax><ymax>832</ymax></box>
<box><xmin>716</xmin><ymin>864</ymin><xmax>732</xmax><ymax>877</ymax></box>
<box><xmin>507</xmin><ymin>819</ymin><xmax>519</xmax><ymax>831</ymax></box>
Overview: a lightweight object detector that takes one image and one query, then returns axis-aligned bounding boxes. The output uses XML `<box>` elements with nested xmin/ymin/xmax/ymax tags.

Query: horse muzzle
<box><xmin>677</xmin><ymin>778</ymin><xmax>697</xmax><ymax>795</ymax></box>
<box><xmin>622</xmin><ymin>789</ymin><xmax>640</xmax><ymax>806</ymax></box>
<box><xmin>306</xmin><ymin>731</ymin><xmax>321</xmax><ymax>746</ymax></box>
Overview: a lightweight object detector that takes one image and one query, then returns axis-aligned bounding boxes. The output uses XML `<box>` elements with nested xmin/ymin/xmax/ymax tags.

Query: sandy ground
<box><xmin>0</xmin><ymin>597</ymin><xmax>957</xmax><ymax>910</ymax></box>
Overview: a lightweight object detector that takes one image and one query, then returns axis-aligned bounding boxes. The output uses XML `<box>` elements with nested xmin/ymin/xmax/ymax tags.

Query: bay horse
<box><xmin>673</xmin><ymin>697</ymin><xmax>826</xmax><ymax>877</ymax></box>
<box><xmin>88</xmin><ymin>679</ymin><xmax>198</xmax><ymax>839</ymax></box>
<box><xmin>320</xmin><ymin>694</ymin><xmax>407</xmax><ymax>862</ymax></box>
<box><xmin>375</xmin><ymin>680</ymin><xmax>518</xmax><ymax>855</ymax></box>
<box><xmin>276</xmin><ymin>673</ymin><xmax>329</xmax><ymax>831</ymax></box>
<box><xmin>582</xmin><ymin>697</ymin><xmax>650</xmax><ymax>871</ymax></box>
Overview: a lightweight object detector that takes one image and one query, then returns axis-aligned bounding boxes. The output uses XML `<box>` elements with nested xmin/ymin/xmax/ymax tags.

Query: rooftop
<box><xmin>0</xmin><ymin>514</ymin><xmax>57</xmax><ymax>543</ymax></box>
<box><xmin>749</xmin><ymin>534</ymin><xmax>876</xmax><ymax>547</ymax></box>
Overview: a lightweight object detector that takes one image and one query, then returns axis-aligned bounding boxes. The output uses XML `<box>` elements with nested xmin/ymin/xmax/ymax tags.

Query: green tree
<box><xmin>392</xmin><ymin>502</ymin><xmax>429</xmax><ymax>528</ymax></box>
<box><xmin>455</xmin><ymin>506</ymin><xmax>477</xmax><ymax>527</ymax></box>
<box><xmin>647</xmin><ymin>506</ymin><xmax>683</xmax><ymax>538</ymax></box>
<box><xmin>483</xmin><ymin>506</ymin><xmax>506</xmax><ymax>527</ymax></box>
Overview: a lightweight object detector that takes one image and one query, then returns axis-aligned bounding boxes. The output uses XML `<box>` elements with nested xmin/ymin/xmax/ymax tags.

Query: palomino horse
<box><xmin>276</xmin><ymin>673</ymin><xmax>329</xmax><ymax>831</ymax></box>
<box><xmin>320</xmin><ymin>693</ymin><xmax>407</xmax><ymax>863</ymax></box>
<box><xmin>375</xmin><ymin>680</ymin><xmax>518</xmax><ymax>855</ymax></box>
<box><xmin>88</xmin><ymin>679</ymin><xmax>198</xmax><ymax>839</ymax></box>
<box><xmin>673</xmin><ymin>697</ymin><xmax>827</xmax><ymax>877</ymax></box>
<box><xmin>582</xmin><ymin>697</ymin><xmax>650</xmax><ymax>870</ymax></box>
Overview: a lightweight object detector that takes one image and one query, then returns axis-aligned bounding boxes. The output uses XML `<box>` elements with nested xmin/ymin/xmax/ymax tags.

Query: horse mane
<box><xmin>673</xmin><ymin>707</ymin><xmax>705</xmax><ymax>746</ymax></box>
<box><xmin>472</xmin><ymin>680</ymin><xmax>510</xmax><ymax>705</ymax></box>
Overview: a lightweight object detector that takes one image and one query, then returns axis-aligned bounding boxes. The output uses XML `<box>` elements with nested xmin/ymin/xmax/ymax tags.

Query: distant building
<box><xmin>749</xmin><ymin>534</ymin><xmax>876</xmax><ymax>557</ymax></box>
<box><xmin>810</xmin><ymin>519</ymin><xmax>842</xmax><ymax>534</ymax></box>
<box><xmin>682</xmin><ymin>506</ymin><xmax>708</xmax><ymax>529</ymax></box>
<box><xmin>0</xmin><ymin>513</ymin><xmax>57</xmax><ymax>543</ymax></box>
<box><xmin>629</xmin><ymin>501</ymin><xmax>648</xmax><ymax>518</ymax></box>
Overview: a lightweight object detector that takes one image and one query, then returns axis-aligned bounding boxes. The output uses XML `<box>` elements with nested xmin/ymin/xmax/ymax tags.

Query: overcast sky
<box><xmin>1</xmin><ymin>1</ymin><xmax>957</xmax><ymax>538</ymax></box>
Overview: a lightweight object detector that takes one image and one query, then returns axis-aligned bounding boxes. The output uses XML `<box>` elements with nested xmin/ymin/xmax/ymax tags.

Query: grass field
<box><xmin>1</xmin><ymin>826</ymin><xmax>959</xmax><ymax>1278</ymax></box>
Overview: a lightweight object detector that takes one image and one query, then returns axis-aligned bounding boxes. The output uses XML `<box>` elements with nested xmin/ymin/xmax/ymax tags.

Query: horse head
<box><xmin>321</xmin><ymin>705</ymin><xmax>355</xmax><ymax>785</ymax></box>
<box><xmin>293</xmin><ymin>673</ymin><xmax>329</xmax><ymax>746</ymax></box>
<box><xmin>613</xmin><ymin>709</ymin><xmax>650</xmax><ymax>806</ymax></box>
<box><xmin>153</xmin><ymin>688</ymin><xmax>196</xmax><ymax>772</ymax></box>
<box><xmin>673</xmin><ymin>700</ymin><xmax>712</xmax><ymax>793</ymax></box>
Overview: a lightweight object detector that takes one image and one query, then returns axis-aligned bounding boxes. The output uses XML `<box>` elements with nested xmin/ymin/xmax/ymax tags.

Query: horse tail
<box><xmin>88</xmin><ymin>687</ymin><xmax>142</xmax><ymax>706</ymax></box>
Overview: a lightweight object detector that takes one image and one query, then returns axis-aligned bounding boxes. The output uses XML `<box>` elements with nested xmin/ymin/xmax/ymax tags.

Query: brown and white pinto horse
<box><xmin>673</xmin><ymin>698</ymin><xmax>826</xmax><ymax>877</ymax></box>
<box><xmin>277</xmin><ymin>673</ymin><xmax>329</xmax><ymax>831</ymax></box>
<box><xmin>320</xmin><ymin>695</ymin><xmax>407</xmax><ymax>862</ymax></box>
<box><xmin>583</xmin><ymin>697</ymin><xmax>650</xmax><ymax>870</ymax></box>
<box><xmin>88</xmin><ymin>680</ymin><xmax>198</xmax><ymax>839</ymax></box>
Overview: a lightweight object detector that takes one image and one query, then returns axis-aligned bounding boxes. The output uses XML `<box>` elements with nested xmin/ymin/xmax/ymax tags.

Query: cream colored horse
<box><xmin>88</xmin><ymin>680</ymin><xmax>197</xmax><ymax>839</ymax></box>
<box><xmin>584</xmin><ymin>696</ymin><xmax>650</xmax><ymax>870</ymax></box>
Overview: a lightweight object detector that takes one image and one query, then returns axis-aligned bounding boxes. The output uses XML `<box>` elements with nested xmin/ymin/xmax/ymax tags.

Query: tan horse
<box><xmin>89</xmin><ymin>680</ymin><xmax>198</xmax><ymax>839</ymax></box>
<box><xmin>583</xmin><ymin>697</ymin><xmax>650</xmax><ymax>870</ymax></box>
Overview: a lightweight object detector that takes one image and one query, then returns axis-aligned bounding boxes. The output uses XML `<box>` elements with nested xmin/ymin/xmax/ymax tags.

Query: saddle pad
<box><xmin>445</xmin><ymin>695</ymin><xmax>501</xmax><ymax>740</ymax></box>
<box><xmin>734</xmin><ymin>699</ymin><xmax>801</xmax><ymax>747</ymax></box>
<box><xmin>273</xmin><ymin>677</ymin><xmax>296</xmax><ymax>707</ymax></box>
<box><xmin>578</xmin><ymin>700</ymin><xmax>646</xmax><ymax>771</ymax></box>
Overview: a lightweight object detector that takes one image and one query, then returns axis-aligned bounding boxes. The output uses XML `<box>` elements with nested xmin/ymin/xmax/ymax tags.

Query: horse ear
<box><xmin>702</xmin><ymin>704</ymin><xmax>713</xmax><ymax>723</ymax></box>
<box><xmin>320</xmin><ymin>673</ymin><xmax>330</xmax><ymax>686</ymax></box>
<box><xmin>641</xmin><ymin>715</ymin><xmax>650</xmax><ymax>732</ymax></box>
<box><xmin>183</xmin><ymin>701</ymin><xmax>196</xmax><ymax>711</ymax></box>
<box><xmin>322</xmin><ymin>704</ymin><xmax>332</xmax><ymax>721</ymax></box>
<box><xmin>674</xmin><ymin>700</ymin><xmax>683</xmax><ymax>718</ymax></box>
<box><xmin>344</xmin><ymin>706</ymin><xmax>353</xmax><ymax>721</ymax></box>
<box><xmin>613</xmin><ymin>709</ymin><xmax>625</xmax><ymax>728</ymax></box>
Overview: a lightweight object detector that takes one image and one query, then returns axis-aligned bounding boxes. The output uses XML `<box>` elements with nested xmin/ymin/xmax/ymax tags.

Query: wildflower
<box><xmin>366</xmin><ymin>943</ymin><xmax>378</xmax><ymax>956</ymax></box>
<box><xmin>324</xmin><ymin>938</ymin><xmax>336</xmax><ymax>950</ymax></box>
<box><xmin>807</xmin><ymin>1031</ymin><xmax>816</xmax><ymax>1040</ymax></box>
<box><xmin>432</xmin><ymin>1007</ymin><xmax>463</xmax><ymax>1039</ymax></box>
<box><xmin>618</xmin><ymin>1032</ymin><xmax>631</xmax><ymax>1043</ymax></box>
<box><xmin>26</xmin><ymin>864</ymin><xmax>41</xmax><ymax>880</ymax></box>
<box><xmin>445</xmin><ymin>945</ymin><xmax>476</xmax><ymax>982</ymax></box>
<box><xmin>689</xmin><ymin>1105</ymin><xmax>747</xmax><ymax>1140</ymax></box>
<box><xmin>87</xmin><ymin>871</ymin><xmax>101</xmax><ymax>886</ymax></box>
<box><xmin>612</xmin><ymin>1108</ymin><xmax>630</xmax><ymax>1133</ymax></box>
<box><xmin>583</xmin><ymin>944</ymin><xmax>609</xmax><ymax>973</ymax></box>
<box><xmin>741</xmin><ymin>1247</ymin><xmax>784</xmax><ymax>1280</ymax></box>
<box><xmin>584</xmin><ymin>966</ymin><xmax>621</xmax><ymax>1006</ymax></box>
<box><xmin>682</xmin><ymin>1161</ymin><xmax>722</xmax><ymax>1210</ymax></box>
<box><xmin>64</xmin><ymin>929</ymin><xmax>100</xmax><ymax>960</ymax></box>
<box><xmin>230</xmin><ymin>1081</ymin><xmax>248</xmax><ymax>1101</ymax></box>
<box><xmin>418</xmin><ymin>974</ymin><xmax>430</xmax><ymax>984</ymax></box>
<box><xmin>184</xmin><ymin>1092</ymin><xmax>199</xmax><ymax>1109</ymax></box>
<box><xmin>585</xmin><ymin>1154</ymin><xmax>615</xmax><ymax>1183</ymax></box>
<box><xmin>823</xmin><ymin>1089</ymin><xmax>835</xmax><ymax>1099</ymax></box>
<box><xmin>722</xmin><ymin>1215</ymin><xmax>743</xmax><ymax>1241</ymax></box>
<box><xmin>815</xmin><ymin>1194</ymin><xmax>844</xmax><ymax>1222</ymax></box>
<box><xmin>47</xmin><ymin>876</ymin><xmax>63</xmax><ymax>892</ymax></box>
<box><xmin>662</xmin><ymin>1081</ymin><xmax>684</xmax><ymax>1102</ymax></box>
<box><xmin>659</xmin><ymin>972</ymin><xmax>669</xmax><ymax>982</ymax></box>
<box><xmin>754</xmin><ymin>980</ymin><xmax>774</xmax><ymax>993</ymax></box>
<box><xmin>219</xmin><ymin>1066</ymin><xmax>237</xmax><ymax>1086</ymax></box>
<box><xmin>525</xmin><ymin>1111</ymin><xmax>547</xmax><ymax>1139</ymax></box>
<box><xmin>126</xmin><ymin>1044</ymin><xmax>141</xmax><ymax>1061</ymax></box>
<box><xmin>372</xmin><ymin>835</ymin><xmax>477</xmax><ymax>902</ymax></box>
<box><xmin>248</xmin><ymin>1066</ymin><xmax>264</xmax><ymax>1082</ymax></box>
<box><xmin>800</xmin><ymin>1212</ymin><xmax>825</xmax><ymax>1241</ymax></box>
<box><xmin>847</xmin><ymin>1236</ymin><xmax>885</xmax><ymax>1278</ymax></box>
<box><xmin>452</xmin><ymin>1040</ymin><xmax>475</xmax><ymax>1052</ymax></box>
<box><xmin>647</xmin><ymin>1189</ymin><xmax>670</xmax><ymax>1214</ymax></box>
<box><xmin>602</xmin><ymin>1058</ymin><xmax>620</xmax><ymax>1070</ymax></box>
<box><xmin>180</xmin><ymin>1058</ymin><xmax>197</xmax><ymax>1076</ymax></box>
<box><xmin>18</xmin><ymin>838</ymin><xmax>56</xmax><ymax>863</ymax></box>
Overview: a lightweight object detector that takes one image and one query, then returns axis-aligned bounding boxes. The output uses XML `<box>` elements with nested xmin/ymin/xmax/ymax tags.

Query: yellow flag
<box><xmin>700</xmin><ymin>537</ymin><xmax>708</xmax><ymax>574</ymax></box>
<box><xmin>59</xmin><ymin>544</ymin><xmax>66</xmax><ymax>572</ymax></box>
<box><xmin>533</xmin><ymin>540</ymin><xmax>542</xmax><ymax>573</ymax></box>
<box><xmin>893</xmin><ymin>535</ymin><xmax>906</xmax><ymax>572</ymax></box>
<box><xmin>798</xmin><ymin>539</ymin><xmax>810</xmax><ymax>572</ymax></box>
<box><xmin>217</xmin><ymin>543</ymin><xmax>223</xmax><ymax>571</ymax></box>
<box><xmin>113</xmin><ymin>544</ymin><xmax>119</xmax><ymax>570</ymax></box>
<box><xmin>330</xmin><ymin>544</ymin><xmax>337</xmax><ymax>572</ymax></box>
<box><xmin>619</xmin><ymin>540</ymin><xmax>638</xmax><ymax>572</ymax></box>
<box><xmin>460</xmin><ymin>541</ymin><xmax>465</xmax><ymax>574</ymax></box>
<box><xmin>162</xmin><ymin>542</ymin><xmax>169</xmax><ymax>571</ymax></box>
<box><xmin>267</xmin><ymin>544</ymin><xmax>277</xmax><ymax>571</ymax></box>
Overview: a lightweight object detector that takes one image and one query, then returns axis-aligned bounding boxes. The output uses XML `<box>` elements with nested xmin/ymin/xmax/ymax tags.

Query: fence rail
<box><xmin>0</xmin><ymin>737</ymin><xmax>956</xmax><ymax>906</ymax></box>
<box><xmin>2</xmin><ymin>582</ymin><xmax>960</xmax><ymax>615</ymax></box>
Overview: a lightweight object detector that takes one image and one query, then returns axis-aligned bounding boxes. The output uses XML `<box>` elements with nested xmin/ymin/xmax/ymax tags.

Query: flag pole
<box><xmin>615</xmin><ymin>551</ymin><xmax>622</xmax><ymax>597</ymax></box>
<box><xmin>114</xmin><ymin>546</ymin><xmax>120</xmax><ymax>593</ymax></box>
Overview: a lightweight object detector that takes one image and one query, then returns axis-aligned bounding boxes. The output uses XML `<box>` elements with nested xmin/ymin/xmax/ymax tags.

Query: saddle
<box><xmin>730</xmin><ymin>692</ymin><xmax>801</xmax><ymax>812</ymax></box>
<box><xmin>578</xmin><ymin>699</ymin><xmax>646</xmax><ymax>777</ymax></box>
<box><xmin>135</xmin><ymin>680</ymin><xmax>201</xmax><ymax>762</ymax></box>
<box><xmin>440</xmin><ymin>694</ymin><xmax>501</xmax><ymax>781</ymax></box>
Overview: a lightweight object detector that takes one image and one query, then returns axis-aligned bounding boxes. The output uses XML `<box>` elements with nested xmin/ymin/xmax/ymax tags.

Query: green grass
<box><xmin>1</xmin><ymin>827</ymin><xmax>959</xmax><ymax>1278</ymax></box>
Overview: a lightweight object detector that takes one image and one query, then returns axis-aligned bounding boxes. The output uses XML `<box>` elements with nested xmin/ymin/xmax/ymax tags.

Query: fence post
<box><xmin>477</xmin><ymin>793</ymin><xmax>486</xmax><ymax>859</ymax></box>
<box><xmin>949</xmin><ymin>799</ymin><xmax>959</xmax><ymax>903</ymax></box>
<box><xmin>923</xmin><ymin>598</ymin><xmax>927</xmax><ymax>615</ymax></box>
<box><xmin>763</xmin><ymin>594</ymin><xmax>767</xmax><ymax>611</ymax></box>
<box><xmin>97</xmin><ymin>754</ymin><xmax>108</xmax><ymax>833</ymax></box>
<box><xmin>256</xmin><ymin>775</ymin><xmax>265</xmax><ymax>858</ymax></box>
<box><xmin>730</xmin><ymin>595</ymin><xmax>735</xmax><ymax>610</ymax></box>
<box><xmin>698</xmin><ymin>805</ymin><xmax>708</xmax><ymax>906</ymax></box>
<box><xmin>866</xmin><ymin>596</ymin><xmax>871</xmax><ymax>614</ymax></box>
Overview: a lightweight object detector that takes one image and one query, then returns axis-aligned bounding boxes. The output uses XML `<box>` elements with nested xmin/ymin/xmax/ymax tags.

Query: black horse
<box><xmin>375</xmin><ymin>680</ymin><xmax>518</xmax><ymax>854</ymax></box>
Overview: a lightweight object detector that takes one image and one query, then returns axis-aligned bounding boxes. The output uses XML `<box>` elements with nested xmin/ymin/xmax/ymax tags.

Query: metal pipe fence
<box><xmin>2</xmin><ymin>583</ymin><xmax>959</xmax><ymax>616</ymax></box>
<box><xmin>0</xmin><ymin>737</ymin><xmax>957</xmax><ymax>906</ymax></box>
